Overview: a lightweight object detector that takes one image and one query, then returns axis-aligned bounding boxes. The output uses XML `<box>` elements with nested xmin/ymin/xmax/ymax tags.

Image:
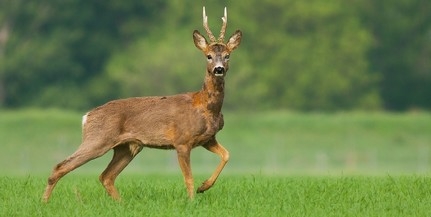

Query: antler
<box><xmin>203</xmin><ymin>7</ymin><xmax>217</xmax><ymax>42</ymax></box>
<box><xmin>202</xmin><ymin>7</ymin><xmax>228</xmax><ymax>43</ymax></box>
<box><xmin>218</xmin><ymin>7</ymin><xmax>227</xmax><ymax>43</ymax></box>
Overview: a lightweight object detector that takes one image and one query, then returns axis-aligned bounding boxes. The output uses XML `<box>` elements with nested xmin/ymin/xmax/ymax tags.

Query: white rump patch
<box><xmin>82</xmin><ymin>113</ymin><xmax>88</xmax><ymax>127</ymax></box>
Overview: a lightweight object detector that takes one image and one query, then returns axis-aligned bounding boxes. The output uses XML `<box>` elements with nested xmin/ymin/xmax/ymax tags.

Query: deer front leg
<box><xmin>176</xmin><ymin>145</ymin><xmax>194</xmax><ymax>199</ymax></box>
<box><xmin>197</xmin><ymin>139</ymin><xmax>229</xmax><ymax>193</ymax></box>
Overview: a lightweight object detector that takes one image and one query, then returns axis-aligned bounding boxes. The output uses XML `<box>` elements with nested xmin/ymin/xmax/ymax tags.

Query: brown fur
<box><xmin>42</xmin><ymin>10</ymin><xmax>242</xmax><ymax>202</ymax></box>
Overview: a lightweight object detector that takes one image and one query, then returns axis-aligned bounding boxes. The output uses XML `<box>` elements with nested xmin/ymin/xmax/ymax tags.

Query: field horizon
<box><xmin>1</xmin><ymin>109</ymin><xmax>430</xmax><ymax>176</ymax></box>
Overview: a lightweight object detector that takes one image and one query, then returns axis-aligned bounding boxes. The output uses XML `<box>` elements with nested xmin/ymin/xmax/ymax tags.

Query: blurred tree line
<box><xmin>0</xmin><ymin>0</ymin><xmax>430</xmax><ymax>111</ymax></box>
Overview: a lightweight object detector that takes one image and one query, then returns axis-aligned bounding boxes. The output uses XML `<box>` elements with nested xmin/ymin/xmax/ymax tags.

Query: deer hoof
<box><xmin>197</xmin><ymin>181</ymin><xmax>212</xmax><ymax>193</ymax></box>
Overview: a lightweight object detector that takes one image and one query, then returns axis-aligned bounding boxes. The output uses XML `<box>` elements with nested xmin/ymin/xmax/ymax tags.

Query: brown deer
<box><xmin>42</xmin><ymin>7</ymin><xmax>242</xmax><ymax>202</ymax></box>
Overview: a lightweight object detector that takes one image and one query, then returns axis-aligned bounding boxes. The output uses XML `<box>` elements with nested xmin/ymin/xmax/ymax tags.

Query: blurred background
<box><xmin>1</xmin><ymin>0</ymin><xmax>430</xmax><ymax>111</ymax></box>
<box><xmin>0</xmin><ymin>0</ymin><xmax>430</xmax><ymax>176</ymax></box>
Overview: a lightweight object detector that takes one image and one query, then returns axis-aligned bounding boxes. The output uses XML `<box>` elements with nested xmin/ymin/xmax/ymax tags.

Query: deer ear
<box><xmin>227</xmin><ymin>30</ymin><xmax>242</xmax><ymax>51</ymax></box>
<box><xmin>193</xmin><ymin>30</ymin><xmax>208</xmax><ymax>51</ymax></box>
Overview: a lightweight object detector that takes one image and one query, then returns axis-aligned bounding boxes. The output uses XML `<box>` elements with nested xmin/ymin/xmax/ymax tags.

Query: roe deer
<box><xmin>42</xmin><ymin>6</ymin><xmax>242</xmax><ymax>202</ymax></box>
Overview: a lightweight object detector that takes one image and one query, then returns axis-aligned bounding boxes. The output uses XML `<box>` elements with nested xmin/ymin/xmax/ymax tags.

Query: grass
<box><xmin>1</xmin><ymin>109</ymin><xmax>431</xmax><ymax>216</ymax></box>
<box><xmin>1</xmin><ymin>175</ymin><xmax>431</xmax><ymax>216</ymax></box>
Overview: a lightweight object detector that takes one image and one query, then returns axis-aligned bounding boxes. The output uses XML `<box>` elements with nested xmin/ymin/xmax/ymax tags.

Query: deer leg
<box><xmin>197</xmin><ymin>140</ymin><xmax>229</xmax><ymax>193</ymax></box>
<box><xmin>99</xmin><ymin>143</ymin><xmax>142</xmax><ymax>201</ymax></box>
<box><xmin>42</xmin><ymin>143</ymin><xmax>111</xmax><ymax>202</ymax></box>
<box><xmin>176</xmin><ymin>145</ymin><xmax>194</xmax><ymax>199</ymax></box>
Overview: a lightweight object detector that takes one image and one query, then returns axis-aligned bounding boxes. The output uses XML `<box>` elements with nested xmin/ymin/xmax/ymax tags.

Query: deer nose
<box><xmin>214</xmin><ymin>66</ymin><xmax>225</xmax><ymax>74</ymax></box>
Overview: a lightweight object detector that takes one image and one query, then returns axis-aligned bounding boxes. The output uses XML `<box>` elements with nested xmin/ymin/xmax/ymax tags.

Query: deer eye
<box><xmin>207</xmin><ymin>55</ymin><xmax>212</xmax><ymax>60</ymax></box>
<box><xmin>225</xmin><ymin>55</ymin><xmax>230</xmax><ymax>60</ymax></box>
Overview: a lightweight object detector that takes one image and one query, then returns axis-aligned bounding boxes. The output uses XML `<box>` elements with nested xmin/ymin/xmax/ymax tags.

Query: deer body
<box><xmin>42</xmin><ymin>7</ymin><xmax>241</xmax><ymax>202</ymax></box>
<box><xmin>82</xmin><ymin>83</ymin><xmax>224</xmax><ymax>152</ymax></box>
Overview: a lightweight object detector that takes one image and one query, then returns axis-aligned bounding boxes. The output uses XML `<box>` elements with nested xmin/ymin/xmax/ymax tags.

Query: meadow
<box><xmin>2</xmin><ymin>175</ymin><xmax>431</xmax><ymax>216</ymax></box>
<box><xmin>1</xmin><ymin>109</ymin><xmax>431</xmax><ymax>216</ymax></box>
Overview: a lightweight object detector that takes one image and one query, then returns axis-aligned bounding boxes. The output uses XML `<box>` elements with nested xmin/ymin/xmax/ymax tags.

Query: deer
<box><xmin>42</xmin><ymin>6</ymin><xmax>242</xmax><ymax>202</ymax></box>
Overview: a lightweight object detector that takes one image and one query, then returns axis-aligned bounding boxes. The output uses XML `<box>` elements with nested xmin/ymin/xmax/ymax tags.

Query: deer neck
<box><xmin>198</xmin><ymin>73</ymin><xmax>225</xmax><ymax>114</ymax></box>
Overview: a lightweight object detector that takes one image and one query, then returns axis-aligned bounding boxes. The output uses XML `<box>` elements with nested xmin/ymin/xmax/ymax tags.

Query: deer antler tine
<box><xmin>218</xmin><ymin>7</ymin><xmax>227</xmax><ymax>43</ymax></box>
<box><xmin>202</xmin><ymin>6</ymin><xmax>216</xmax><ymax>42</ymax></box>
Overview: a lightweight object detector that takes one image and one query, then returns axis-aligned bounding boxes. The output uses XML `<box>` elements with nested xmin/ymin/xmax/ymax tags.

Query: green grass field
<box><xmin>1</xmin><ymin>109</ymin><xmax>431</xmax><ymax>216</ymax></box>
<box><xmin>1</xmin><ymin>175</ymin><xmax>431</xmax><ymax>216</ymax></box>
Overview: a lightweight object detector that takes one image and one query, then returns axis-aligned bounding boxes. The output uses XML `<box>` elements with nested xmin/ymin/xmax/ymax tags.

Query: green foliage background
<box><xmin>0</xmin><ymin>0</ymin><xmax>430</xmax><ymax>111</ymax></box>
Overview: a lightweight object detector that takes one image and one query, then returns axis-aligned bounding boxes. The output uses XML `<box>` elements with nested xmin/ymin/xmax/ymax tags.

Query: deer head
<box><xmin>193</xmin><ymin>7</ymin><xmax>242</xmax><ymax>78</ymax></box>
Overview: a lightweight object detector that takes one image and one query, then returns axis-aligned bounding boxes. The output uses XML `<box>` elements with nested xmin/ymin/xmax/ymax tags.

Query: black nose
<box><xmin>214</xmin><ymin>66</ymin><xmax>225</xmax><ymax>74</ymax></box>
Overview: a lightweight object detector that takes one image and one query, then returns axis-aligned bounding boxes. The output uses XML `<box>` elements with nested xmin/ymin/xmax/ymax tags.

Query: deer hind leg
<box><xmin>197</xmin><ymin>139</ymin><xmax>229</xmax><ymax>193</ymax></box>
<box><xmin>99</xmin><ymin>142</ymin><xmax>143</xmax><ymax>201</ymax></box>
<box><xmin>42</xmin><ymin>142</ymin><xmax>111</xmax><ymax>202</ymax></box>
<box><xmin>176</xmin><ymin>145</ymin><xmax>194</xmax><ymax>199</ymax></box>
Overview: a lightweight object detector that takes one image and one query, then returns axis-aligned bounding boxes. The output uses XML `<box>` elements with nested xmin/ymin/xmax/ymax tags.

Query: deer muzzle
<box><xmin>214</xmin><ymin>66</ymin><xmax>225</xmax><ymax>77</ymax></box>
